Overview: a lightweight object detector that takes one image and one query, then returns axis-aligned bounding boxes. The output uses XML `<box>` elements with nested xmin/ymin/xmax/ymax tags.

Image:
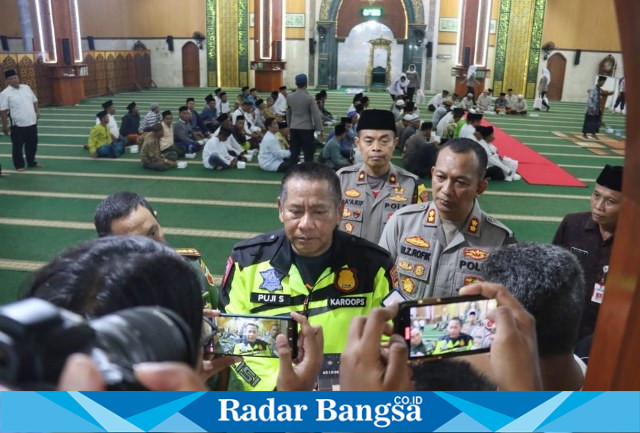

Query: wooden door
<box><xmin>182</xmin><ymin>42</ymin><xmax>200</xmax><ymax>87</ymax></box>
<box><xmin>546</xmin><ymin>53</ymin><xmax>566</xmax><ymax>100</ymax></box>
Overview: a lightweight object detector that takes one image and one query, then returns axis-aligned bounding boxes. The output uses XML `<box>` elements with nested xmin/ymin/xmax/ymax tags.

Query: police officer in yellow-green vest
<box><xmin>220</xmin><ymin>162</ymin><xmax>394</xmax><ymax>391</ymax></box>
<box><xmin>337</xmin><ymin>109</ymin><xmax>429</xmax><ymax>244</ymax></box>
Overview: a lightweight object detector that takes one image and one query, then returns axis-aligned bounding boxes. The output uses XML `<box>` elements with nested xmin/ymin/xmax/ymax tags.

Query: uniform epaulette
<box><xmin>392</xmin><ymin>164</ymin><xmax>419</xmax><ymax>181</ymax></box>
<box><xmin>336</xmin><ymin>164</ymin><xmax>359</xmax><ymax>174</ymax></box>
<box><xmin>175</xmin><ymin>247</ymin><xmax>201</xmax><ymax>258</ymax></box>
<box><xmin>485</xmin><ymin>214</ymin><xmax>514</xmax><ymax>236</ymax></box>
<box><xmin>393</xmin><ymin>202</ymin><xmax>430</xmax><ymax>217</ymax></box>
<box><xmin>232</xmin><ymin>230</ymin><xmax>283</xmax><ymax>251</ymax></box>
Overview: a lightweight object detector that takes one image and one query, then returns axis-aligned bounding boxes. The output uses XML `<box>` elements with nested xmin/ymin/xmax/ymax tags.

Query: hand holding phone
<box><xmin>201</xmin><ymin>313</ymin><xmax>298</xmax><ymax>358</ymax></box>
<box><xmin>394</xmin><ymin>295</ymin><xmax>498</xmax><ymax>360</ymax></box>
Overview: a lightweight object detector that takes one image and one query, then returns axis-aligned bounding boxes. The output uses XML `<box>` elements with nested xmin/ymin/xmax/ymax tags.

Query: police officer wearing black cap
<box><xmin>553</xmin><ymin>164</ymin><xmax>624</xmax><ymax>340</ymax></box>
<box><xmin>337</xmin><ymin>109</ymin><xmax>428</xmax><ymax>244</ymax></box>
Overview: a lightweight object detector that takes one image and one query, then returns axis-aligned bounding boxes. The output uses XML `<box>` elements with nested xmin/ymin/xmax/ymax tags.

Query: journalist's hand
<box><xmin>277</xmin><ymin>312</ymin><xmax>324</xmax><ymax>391</ymax></box>
<box><xmin>339</xmin><ymin>305</ymin><xmax>412</xmax><ymax>391</ymax></box>
<box><xmin>460</xmin><ymin>282</ymin><xmax>543</xmax><ymax>391</ymax></box>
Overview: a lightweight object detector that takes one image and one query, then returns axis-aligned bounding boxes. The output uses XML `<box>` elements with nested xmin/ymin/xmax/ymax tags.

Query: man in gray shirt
<box><xmin>286</xmin><ymin>74</ymin><xmax>323</xmax><ymax>164</ymax></box>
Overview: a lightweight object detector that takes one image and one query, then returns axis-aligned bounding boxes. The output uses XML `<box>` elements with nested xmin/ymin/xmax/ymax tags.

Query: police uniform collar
<box><xmin>271</xmin><ymin>230</ymin><xmax>350</xmax><ymax>275</ymax></box>
<box><xmin>356</xmin><ymin>163</ymin><xmax>399</xmax><ymax>186</ymax></box>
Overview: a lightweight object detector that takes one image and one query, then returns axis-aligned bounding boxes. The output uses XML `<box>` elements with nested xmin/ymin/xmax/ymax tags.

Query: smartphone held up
<box><xmin>201</xmin><ymin>313</ymin><xmax>298</xmax><ymax>358</ymax></box>
<box><xmin>395</xmin><ymin>295</ymin><xmax>498</xmax><ymax>360</ymax></box>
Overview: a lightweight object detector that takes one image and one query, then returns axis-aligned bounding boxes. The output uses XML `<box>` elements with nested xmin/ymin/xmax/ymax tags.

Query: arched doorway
<box><xmin>546</xmin><ymin>53</ymin><xmax>566</xmax><ymax>101</ymax></box>
<box><xmin>337</xmin><ymin>21</ymin><xmax>400</xmax><ymax>89</ymax></box>
<box><xmin>182</xmin><ymin>42</ymin><xmax>200</xmax><ymax>87</ymax></box>
<box><xmin>316</xmin><ymin>0</ymin><xmax>424</xmax><ymax>89</ymax></box>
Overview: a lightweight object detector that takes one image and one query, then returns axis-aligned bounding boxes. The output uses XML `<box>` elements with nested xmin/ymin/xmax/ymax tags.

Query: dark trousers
<box><xmin>289</xmin><ymin>129</ymin><xmax>315</xmax><ymax>163</ymax></box>
<box><xmin>614</xmin><ymin>92</ymin><xmax>626</xmax><ymax>110</ymax></box>
<box><xmin>540</xmin><ymin>91</ymin><xmax>550</xmax><ymax>109</ymax></box>
<box><xmin>407</xmin><ymin>87</ymin><xmax>416</xmax><ymax>102</ymax></box>
<box><xmin>11</xmin><ymin>124</ymin><xmax>38</xmax><ymax>169</ymax></box>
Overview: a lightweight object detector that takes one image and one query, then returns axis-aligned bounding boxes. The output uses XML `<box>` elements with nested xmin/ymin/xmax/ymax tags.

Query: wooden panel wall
<box><xmin>77</xmin><ymin>0</ymin><xmax>206</xmax><ymax>38</ymax></box>
<box><xmin>249</xmin><ymin>0</ymin><xmax>306</xmax><ymax>40</ymax></box>
<box><xmin>542</xmin><ymin>0</ymin><xmax>621</xmax><ymax>51</ymax></box>
<box><xmin>0</xmin><ymin>0</ymin><xmax>23</xmax><ymax>37</ymax></box>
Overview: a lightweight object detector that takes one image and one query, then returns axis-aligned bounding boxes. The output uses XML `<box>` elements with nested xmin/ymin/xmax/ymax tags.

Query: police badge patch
<box><xmin>259</xmin><ymin>269</ymin><xmax>285</xmax><ymax>292</ymax></box>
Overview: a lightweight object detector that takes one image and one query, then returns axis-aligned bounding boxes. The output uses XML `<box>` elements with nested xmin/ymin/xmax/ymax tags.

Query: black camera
<box><xmin>0</xmin><ymin>298</ymin><xmax>197</xmax><ymax>390</ymax></box>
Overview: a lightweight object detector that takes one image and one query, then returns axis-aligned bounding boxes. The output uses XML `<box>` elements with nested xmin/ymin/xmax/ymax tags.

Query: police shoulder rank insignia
<box><xmin>405</xmin><ymin>236</ymin><xmax>431</xmax><ymax>248</ymax></box>
<box><xmin>463</xmin><ymin>248</ymin><xmax>489</xmax><ymax>260</ymax></box>
<box><xmin>335</xmin><ymin>268</ymin><xmax>358</xmax><ymax>293</ymax></box>
<box><xmin>468</xmin><ymin>217</ymin><xmax>480</xmax><ymax>234</ymax></box>
<box><xmin>259</xmin><ymin>268</ymin><xmax>285</xmax><ymax>292</ymax></box>
<box><xmin>414</xmin><ymin>264</ymin><xmax>426</xmax><ymax>277</ymax></box>
<box><xmin>344</xmin><ymin>222</ymin><xmax>355</xmax><ymax>234</ymax></box>
<box><xmin>401</xmin><ymin>277</ymin><xmax>415</xmax><ymax>294</ymax></box>
<box><xmin>464</xmin><ymin>276</ymin><xmax>480</xmax><ymax>285</ymax></box>
<box><xmin>345</xmin><ymin>188</ymin><xmax>361</xmax><ymax>198</ymax></box>
<box><xmin>398</xmin><ymin>260</ymin><xmax>413</xmax><ymax>271</ymax></box>
<box><xmin>358</xmin><ymin>171</ymin><xmax>366</xmax><ymax>181</ymax></box>
<box><xmin>342</xmin><ymin>208</ymin><xmax>352</xmax><ymax>218</ymax></box>
<box><xmin>389</xmin><ymin>174</ymin><xmax>397</xmax><ymax>184</ymax></box>
<box><xmin>389</xmin><ymin>195</ymin><xmax>408</xmax><ymax>202</ymax></box>
<box><xmin>426</xmin><ymin>209</ymin><xmax>437</xmax><ymax>224</ymax></box>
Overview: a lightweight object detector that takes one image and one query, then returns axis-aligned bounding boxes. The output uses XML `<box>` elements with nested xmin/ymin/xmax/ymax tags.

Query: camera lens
<box><xmin>89</xmin><ymin>307</ymin><xmax>197</xmax><ymax>385</ymax></box>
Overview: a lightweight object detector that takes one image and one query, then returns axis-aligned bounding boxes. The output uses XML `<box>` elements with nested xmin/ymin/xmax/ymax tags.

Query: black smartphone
<box><xmin>394</xmin><ymin>295</ymin><xmax>497</xmax><ymax>360</ymax></box>
<box><xmin>201</xmin><ymin>313</ymin><xmax>297</xmax><ymax>358</ymax></box>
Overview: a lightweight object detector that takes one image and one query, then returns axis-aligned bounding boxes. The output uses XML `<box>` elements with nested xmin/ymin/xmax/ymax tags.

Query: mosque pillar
<box><xmin>17</xmin><ymin>0</ymin><xmax>34</xmax><ymax>52</ymax></box>
<box><xmin>492</xmin><ymin>0</ymin><xmax>546</xmax><ymax>97</ymax></box>
<box><xmin>251</xmin><ymin>0</ymin><xmax>286</xmax><ymax>91</ymax></box>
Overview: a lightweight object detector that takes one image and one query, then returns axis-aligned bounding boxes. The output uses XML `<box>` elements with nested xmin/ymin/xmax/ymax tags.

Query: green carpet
<box><xmin>0</xmin><ymin>88</ymin><xmax>626</xmax><ymax>304</ymax></box>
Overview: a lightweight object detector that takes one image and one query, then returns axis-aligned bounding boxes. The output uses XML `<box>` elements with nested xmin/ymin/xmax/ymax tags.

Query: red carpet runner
<box><xmin>482</xmin><ymin>120</ymin><xmax>586</xmax><ymax>187</ymax></box>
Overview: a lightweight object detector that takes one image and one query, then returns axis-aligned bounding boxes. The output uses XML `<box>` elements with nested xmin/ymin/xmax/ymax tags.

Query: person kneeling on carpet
<box><xmin>140</xmin><ymin>123</ymin><xmax>178</xmax><ymax>171</ymax></box>
<box><xmin>203</xmin><ymin>127</ymin><xmax>237</xmax><ymax>171</ymax></box>
<box><xmin>473</xmin><ymin>126</ymin><xmax>520</xmax><ymax>181</ymax></box>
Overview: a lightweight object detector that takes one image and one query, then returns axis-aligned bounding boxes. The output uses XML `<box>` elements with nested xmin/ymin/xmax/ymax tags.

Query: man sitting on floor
<box><xmin>427</xmin><ymin>90</ymin><xmax>450</xmax><ymax>112</ymax></box>
<box><xmin>120</xmin><ymin>101</ymin><xmax>141</xmax><ymax>144</ymax></box>
<box><xmin>186</xmin><ymin>98</ymin><xmax>208</xmax><ymax>137</ymax></box>
<box><xmin>277</xmin><ymin>121</ymin><xmax>290</xmax><ymax>150</ymax></box>
<box><xmin>476</xmin><ymin>90</ymin><xmax>493</xmax><ymax>113</ymax></box>
<box><xmin>259</xmin><ymin>118</ymin><xmax>292</xmax><ymax>173</ymax></box>
<box><xmin>494</xmin><ymin>92</ymin><xmax>508</xmax><ymax>114</ymax></box>
<box><xmin>139</xmin><ymin>102</ymin><xmax>161</xmax><ymax>133</ymax></box>
<box><xmin>140</xmin><ymin>123</ymin><xmax>177</xmax><ymax>171</ymax></box>
<box><xmin>432</xmin><ymin>99</ymin><xmax>452</xmax><ymax>130</ymax></box>
<box><xmin>403</xmin><ymin>121</ymin><xmax>439</xmax><ymax>178</ymax></box>
<box><xmin>510</xmin><ymin>95</ymin><xmax>528</xmax><ymax>115</ymax></box>
<box><xmin>273</xmin><ymin>86</ymin><xmax>288</xmax><ymax>116</ymax></box>
<box><xmin>460</xmin><ymin>93</ymin><xmax>475</xmax><ymax>112</ymax></box>
<box><xmin>88</xmin><ymin>110</ymin><xmax>125</xmax><ymax>158</ymax></box>
<box><xmin>440</xmin><ymin>107</ymin><xmax>464</xmax><ymax>140</ymax></box>
<box><xmin>232</xmin><ymin>115</ymin><xmax>250</xmax><ymax>150</ymax></box>
<box><xmin>319</xmin><ymin>123</ymin><xmax>351</xmax><ymax>171</ymax></box>
<box><xmin>174</xmin><ymin>105</ymin><xmax>204</xmax><ymax>154</ymax></box>
<box><xmin>458</xmin><ymin>112</ymin><xmax>483</xmax><ymax>139</ymax></box>
<box><xmin>474</xmin><ymin>125</ymin><xmax>520</xmax><ymax>181</ymax></box>
<box><xmin>200</xmin><ymin>94</ymin><xmax>218</xmax><ymax>133</ymax></box>
<box><xmin>217</xmin><ymin>91</ymin><xmax>230</xmax><ymax>115</ymax></box>
<box><xmin>96</xmin><ymin>100</ymin><xmax>126</xmax><ymax>148</ymax></box>
<box><xmin>505</xmin><ymin>88</ymin><xmax>517</xmax><ymax>113</ymax></box>
<box><xmin>203</xmin><ymin>127</ymin><xmax>237</xmax><ymax>171</ymax></box>
<box><xmin>235</xmin><ymin>86</ymin><xmax>250</xmax><ymax>111</ymax></box>
<box><xmin>160</xmin><ymin>110</ymin><xmax>185</xmax><ymax>158</ymax></box>
<box><xmin>399</xmin><ymin>113</ymin><xmax>421</xmax><ymax>152</ymax></box>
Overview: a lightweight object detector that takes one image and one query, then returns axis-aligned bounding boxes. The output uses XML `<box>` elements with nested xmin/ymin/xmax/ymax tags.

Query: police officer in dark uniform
<box><xmin>553</xmin><ymin>164</ymin><xmax>623</xmax><ymax>340</ymax></box>
<box><xmin>93</xmin><ymin>191</ymin><xmax>218</xmax><ymax>308</ymax></box>
<box><xmin>220</xmin><ymin>162</ymin><xmax>394</xmax><ymax>390</ymax></box>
